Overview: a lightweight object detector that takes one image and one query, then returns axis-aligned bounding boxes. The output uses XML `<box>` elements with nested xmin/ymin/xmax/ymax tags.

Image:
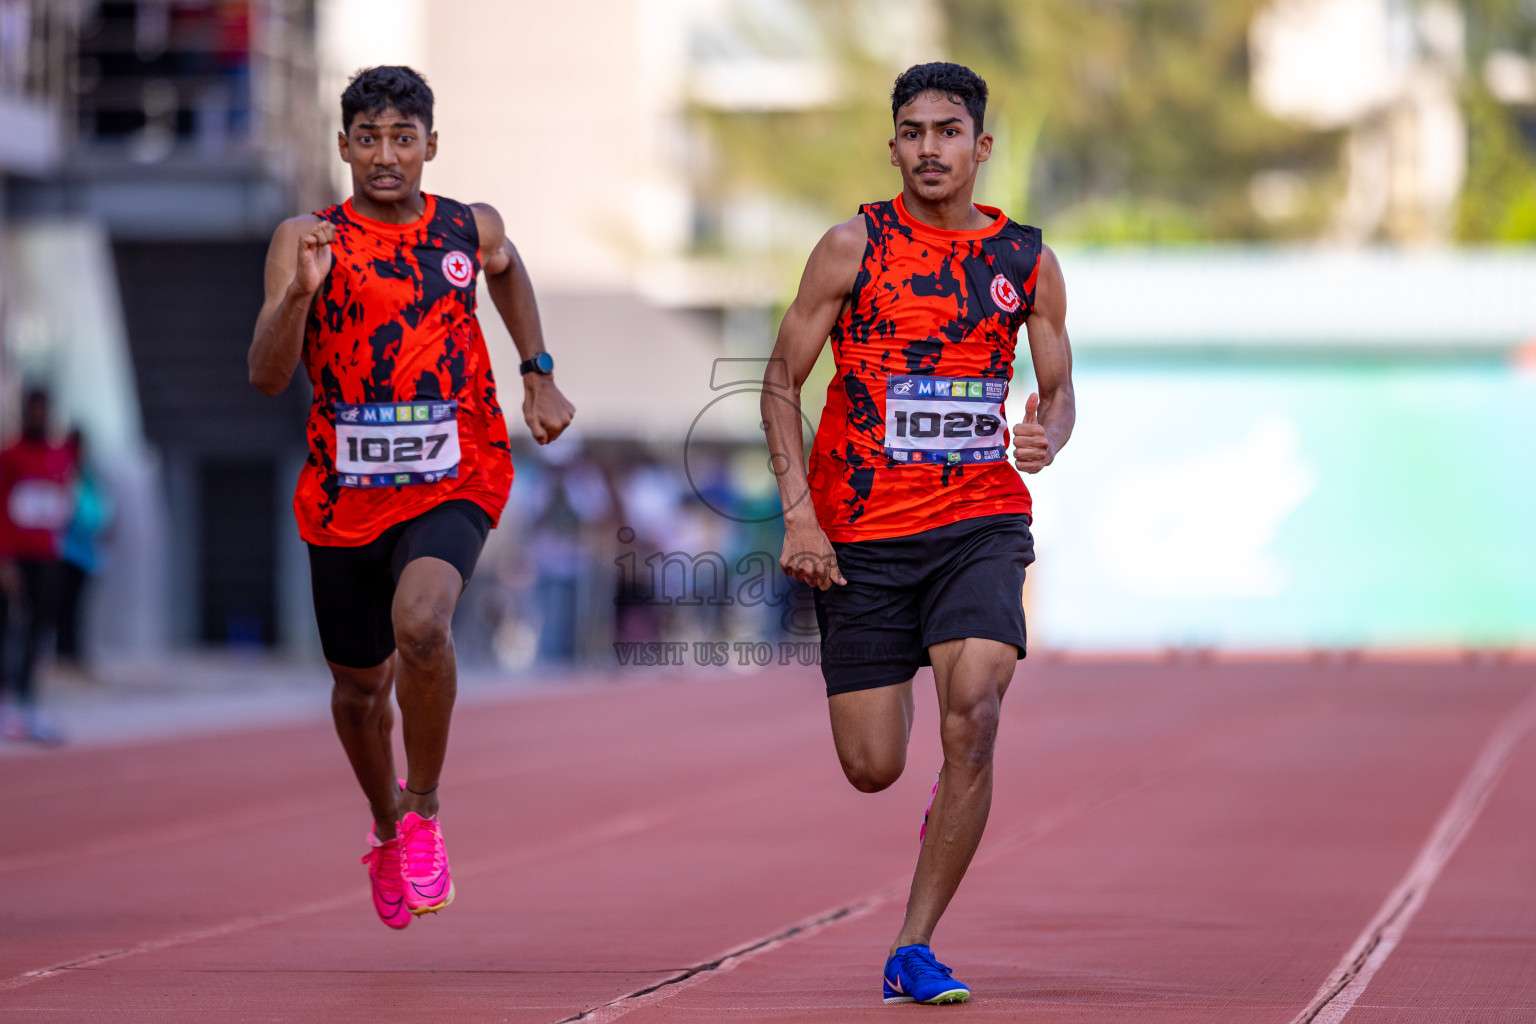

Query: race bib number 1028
<box><xmin>334</xmin><ymin>401</ymin><xmax>461</xmax><ymax>488</ymax></box>
<box><xmin>884</xmin><ymin>375</ymin><xmax>1008</xmax><ymax>467</ymax></box>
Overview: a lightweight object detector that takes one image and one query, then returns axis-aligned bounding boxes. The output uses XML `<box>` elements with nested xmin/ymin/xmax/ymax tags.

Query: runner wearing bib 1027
<box><xmin>294</xmin><ymin>193</ymin><xmax>512</xmax><ymax>546</ymax></box>
<box><xmin>333</xmin><ymin>401</ymin><xmax>461</xmax><ymax>488</ymax></box>
<box><xmin>250</xmin><ymin>64</ymin><xmax>574</xmax><ymax>936</ymax></box>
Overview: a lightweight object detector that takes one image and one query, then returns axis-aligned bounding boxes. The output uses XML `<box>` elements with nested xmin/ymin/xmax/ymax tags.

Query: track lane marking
<box><xmin>550</xmin><ymin>899</ymin><xmax>887</xmax><ymax>1024</ymax></box>
<box><xmin>0</xmin><ymin>694</ymin><xmax>1256</xmax><ymax>1012</ymax></box>
<box><xmin>2</xmin><ymin>738</ymin><xmax>824</xmax><ymax>879</ymax></box>
<box><xmin>0</xmin><ymin>808</ymin><xmax>680</xmax><ymax>994</ymax></box>
<box><xmin>0</xmin><ymin>766</ymin><xmax>819</xmax><ymax>995</ymax></box>
<box><xmin>0</xmin><ymin>712</ymin><xmax>819</xmax><ymax>875</ymax></box>
<box><xmin>1291</xmin><ymin>687</ymin><xmax>1536</xmax><ymax>1024</ymax></box>
<box><xmin>551</xmin><ymin>742</ymin><xmax>1217</xmax><ymax>1023</ymax></box>
<box><xmin>0</xmin><ymin>752</ymin><xmax>727</xmax><ymax>876</ymax></box>
<box><xmin>0</xmin><ymin>896</ymin><xmax>358</xmax><ymax>993</ymax></box>
<box><xmin>0</xmin><ymin>796</ymin><xmax>356</xmax><ymax>876</ymax></box>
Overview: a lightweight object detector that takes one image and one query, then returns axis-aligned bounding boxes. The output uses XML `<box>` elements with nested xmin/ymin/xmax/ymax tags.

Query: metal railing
<box><xmin>21</xmin><ymin>0</ymin><xmax>330</xmax><ymax>206</ymax></box>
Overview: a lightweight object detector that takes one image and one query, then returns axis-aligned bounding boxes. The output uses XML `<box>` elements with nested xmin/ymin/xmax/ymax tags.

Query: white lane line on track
<box><xmin>0</xmin><ymin>723</ymin><xmax>1221</xmax><ymax>1009</ymax></box>
<box><xmin>0</xmin><ymin>797</ymin><xmax>348</xmax><ymax>876</ymax></box>
<box><xmin>1291</xmin><ymin>687</ymin><xmax>1536</xmax><ymax>1024</ymax></box>
<box><xmin>0</xmin><ymin>760</ymin><xmax>834</xmax><ymax>995</ymax></box>
<box><xmin>553</xmin><ymin>899</ymin><xmax>890</xmax><ymax>1024</ymax></box>
<box><xmin>0</xmin><ymin>754</ymin><xmax>661</xmax><ymax>877</ymax></box>
<box><xmin>0</xmin><ymin>800</ymin><xmax>695</xmax><ymax>994</ymax></box>
<box><xmin>0</xmin><ymin>896</ymin><xmax>358</xmax><ymax>993</ymax></box>
<box><xmin>552</xmin><ymin>743</ymin><xmax>1211</xmax><ymax>1023</ymax></box>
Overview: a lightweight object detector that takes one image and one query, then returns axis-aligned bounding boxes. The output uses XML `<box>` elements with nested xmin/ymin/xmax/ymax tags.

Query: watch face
<box><xmin>534</xmin><ymin>352</ymin><xmax>554</xmax><ymax>373</ymax></box>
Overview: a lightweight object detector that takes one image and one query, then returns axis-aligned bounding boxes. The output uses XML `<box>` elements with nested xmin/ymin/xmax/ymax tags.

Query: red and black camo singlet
<box><xmin>294</xmin><ymin>194</ymin><xmax>513</xmax><ymax>546</ymax></box>
<box><xmin>808</xmin><ymin>193</ymin><xmax>1042</xmax><ymax>542</ymax></box>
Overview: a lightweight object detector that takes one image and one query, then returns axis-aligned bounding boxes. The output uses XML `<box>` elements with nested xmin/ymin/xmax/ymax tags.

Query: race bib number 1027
<box><xmin>884</xmin><ymin>375</ymin><xmax>1008</xmax><ymax>467</ymax></box>
<box><xmin>334</xmin><ymin>401</ymin><xmax>461</xmax><ymax>488</ymax></box>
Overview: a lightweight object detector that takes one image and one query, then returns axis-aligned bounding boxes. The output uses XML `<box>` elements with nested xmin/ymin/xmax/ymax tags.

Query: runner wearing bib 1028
<box><xmin>807</xmin><ymin>192</ymin><xmax>1042</xmax><ymax>542</ymax></box>
<box><xmin>762</xmin><ymin>61</ymin><xmax>1075</xmax><ymax>1009</ymax></box>
<box><xmin>883</xmin><ymin>376</ymin><xmax>1007</xmax><ymax>466</ymax></box>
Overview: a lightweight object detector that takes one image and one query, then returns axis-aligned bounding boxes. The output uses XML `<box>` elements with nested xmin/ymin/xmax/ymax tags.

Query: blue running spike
<box><xmin>882</xmin><ymin>945</ymin><xmax>971</xmax><ymax>1004</ymax></box>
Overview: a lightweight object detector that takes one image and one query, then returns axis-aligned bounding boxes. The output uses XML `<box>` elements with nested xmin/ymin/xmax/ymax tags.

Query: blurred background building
<box><xmin>1</xmin><ymin>0</ymin><xmax>1533</xmax><ymax>673</ymax></box>
<box><xmin>2</xmin><ymin>0</ymin><xmax>327</xmax><ymax>663</ymax></box>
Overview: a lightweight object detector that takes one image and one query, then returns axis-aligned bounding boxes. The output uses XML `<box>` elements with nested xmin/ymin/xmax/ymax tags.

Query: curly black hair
<box><xmin>891</xmin><ymin>62</ymin><xmax>988</xmax><ymax>133</ymax></box>
<box><xmin>340</xmin><ymin>65</ymin><xmax>434</xmax><ymax>132</ymax></box>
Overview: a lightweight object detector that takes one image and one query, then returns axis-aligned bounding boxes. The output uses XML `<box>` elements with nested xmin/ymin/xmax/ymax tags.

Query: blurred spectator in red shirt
<box><xmin>0</xmin><ymin>389</ymin><xmax>72</xmax><ymax>743</ymax></box>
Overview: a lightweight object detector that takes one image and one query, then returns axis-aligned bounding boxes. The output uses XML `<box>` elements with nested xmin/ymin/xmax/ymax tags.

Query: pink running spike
<box><xmin>399</xmin><ymin>811</ymin><xmax>455</xmax><ymax>914</ymax></box>
<box><xmin>360</xmin><ymin>830</ymin><xmax>411</xmax><ymax>929</ymax></box>
<box><xmin>918</xmin><ymin>769</ymin><xmax>941</xmax><ymax>853</ymax></box>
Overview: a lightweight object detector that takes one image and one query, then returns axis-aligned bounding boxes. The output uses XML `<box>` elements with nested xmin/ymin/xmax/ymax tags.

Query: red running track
<box><xmin>2</xmin><ymin>661</ymin><xmax>1534</xmax><ymax>1022</ymax></box>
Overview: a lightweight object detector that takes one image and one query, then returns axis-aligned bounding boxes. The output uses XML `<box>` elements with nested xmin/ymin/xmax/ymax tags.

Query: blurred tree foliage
<box><xmin>696</xmin><ymin>0</ymin><xmax>1343</xmax><ymax>245</ymax></box>
<box><xmin>1459</xmin><ymin>0</ymin><xmax>1536</xmax><ymax>241</ymax></box>
<box><xmin>698</xmin><ymin>1</ymin><xmax>1536</xmax><ymax>248</ymax></box>
<box><xmin>946</xmin><ymin>0</ymin><xmax>1339</xmax><ymax>241</ymax></box>
<box><xmin>690</xmin><ymin>5</ymin><xmax>906</xmax><ymax>248</ymax></box>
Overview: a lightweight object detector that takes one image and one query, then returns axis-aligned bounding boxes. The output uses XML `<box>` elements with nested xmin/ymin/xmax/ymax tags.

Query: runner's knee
<box><xmin>840</xmin><ymin>748</ymin><xmax>906</xmax><ymax>793</ymax></box>
<box><xmin>941</xmin><ymin>699</ymin><xmax>1000</xmax><ymax>770</ymax></box>
<box><xmin>394</xmin><ymin>599</ymin><xmax>452</xmax><ymax>664</ymax></box>
<box><xmin>331</xmin><ymin>670</ymin><xmax>391</xmax><ymax>717</ymax></box>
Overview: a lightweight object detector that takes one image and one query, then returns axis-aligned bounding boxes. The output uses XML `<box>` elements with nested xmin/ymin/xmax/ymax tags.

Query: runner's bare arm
<box><xmin>249</xmin><ymin>215</ymin><xmax>329</xmax><ymax>397</ymax></box>
<box><xmin>763</xmin><ymin>216</ymin><xmax>865</xmax><ymax>590</ymax></box>
<box><xmin>1013</xmin><ymin>245</ymin><xmax>1074</xmax><ymax>473</ymax></box>
<box><xmin>472</xmin><ymin>203</ymin><xmax>574</xmax><ymax>446</ymax></box>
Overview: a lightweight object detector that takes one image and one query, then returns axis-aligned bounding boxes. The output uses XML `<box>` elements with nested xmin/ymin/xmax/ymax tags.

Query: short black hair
<box><xmin>341</xmin><ymin>65</ymin><xmax>434</xmax><ymax>133</ymax></box>
<box><xmin>891</xmin><ymin>62</ymin><xmax>988</xmax><ymax>134</ymax></box>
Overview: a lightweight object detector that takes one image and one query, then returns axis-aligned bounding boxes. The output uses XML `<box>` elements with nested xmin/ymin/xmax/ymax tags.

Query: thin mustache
<box><xmin>915</xmin><ymin>161</ymin><xmax>950</xmax><ymax>173</ymax></box>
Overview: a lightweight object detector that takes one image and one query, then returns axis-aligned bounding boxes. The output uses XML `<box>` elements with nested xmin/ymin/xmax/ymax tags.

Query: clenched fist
<box><xmin>522</xmin><ymin>374</ymin><xmax>576</xmax><ymax>446</ymax></box>
<box><xmin>292</xmin><ymin>220</ymin><xmax>336</xmax><ymax>296</ymax></box>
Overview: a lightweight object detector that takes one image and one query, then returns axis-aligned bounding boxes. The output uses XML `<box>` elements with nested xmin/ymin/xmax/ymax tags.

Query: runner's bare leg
<box><xmin>329</xmin><ymin>655</ymin><xmax>401</xmax><ymax>838</ymax></box>
<box><xmin>891</xmin><ymin>637</ymin><xmax>1016</xmax><ymax>953</ymax></box>
<box><xmin>828</xmin><ymin>679</ymin><xmax>916</xmax><ymax>793</ymax></box>
<box><xmin>392</xmin><ymin>555</ymin><xmax>464</xmax><ymax>821</ymax></box>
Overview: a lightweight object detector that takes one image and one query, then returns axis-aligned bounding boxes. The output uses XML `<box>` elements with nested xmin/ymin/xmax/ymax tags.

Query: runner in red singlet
<box><xmin>763</xmin><ymin>62</ymin><xmax>1075</xmax><ymax>1003</ymax></box>
<box><xmin>248</xmin><ymin>67</ymin><xmax>573</xmax><ymax>929</ymax></box>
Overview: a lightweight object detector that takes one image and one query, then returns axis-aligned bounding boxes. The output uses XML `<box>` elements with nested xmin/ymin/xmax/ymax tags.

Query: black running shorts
<box><xmin>307</xmin><ymin>499</ymin><xmax>492</xmax><ymax>669</ymax></box>
<box><xmin>813</xmin><ymin>513</ymin><xmax>1035</xmax><ymax>697</ymax></box>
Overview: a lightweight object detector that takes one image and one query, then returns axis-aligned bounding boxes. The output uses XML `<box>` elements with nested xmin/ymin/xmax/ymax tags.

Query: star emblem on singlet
<box><xmin>442</xmin><ymin>250</ymin><xmax>474</xmax><ymax>287</ymax></box>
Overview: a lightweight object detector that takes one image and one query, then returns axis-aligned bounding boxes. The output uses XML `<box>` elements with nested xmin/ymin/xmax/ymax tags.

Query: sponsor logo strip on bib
<box><xmin>884</xmin><ymin>376</ymin><xmax>1008</xmax><ymax>466</ymax></box>
<box><xmin>334</xmin><ymin>401</ymin><xmax>461</xmax><ymax>488</ymax></box>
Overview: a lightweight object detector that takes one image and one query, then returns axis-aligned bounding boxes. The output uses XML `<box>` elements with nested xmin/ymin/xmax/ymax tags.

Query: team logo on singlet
<box><xmin>441</xmin><ymin>250</ymin><xmax>474</xmax><ymax>288</ymax></box>
<box><xmin>990</xmin><ymin>274</ymin><xmax>1021</xmax><ymax>313</ymax></box>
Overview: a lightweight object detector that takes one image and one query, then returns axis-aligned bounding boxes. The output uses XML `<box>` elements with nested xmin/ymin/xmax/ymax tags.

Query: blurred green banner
<box><xmin>1026</xmin><ymin>361</ymin><xmax>1536</xmax><ymax>651</ymax></box>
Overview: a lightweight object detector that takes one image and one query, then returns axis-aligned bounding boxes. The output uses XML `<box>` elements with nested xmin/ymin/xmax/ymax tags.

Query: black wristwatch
<box><xmin>519</xmin><ymin>352</ymin><xmax>554</xmax><ymax>376</ymax></box>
